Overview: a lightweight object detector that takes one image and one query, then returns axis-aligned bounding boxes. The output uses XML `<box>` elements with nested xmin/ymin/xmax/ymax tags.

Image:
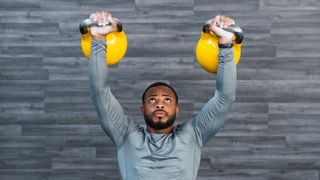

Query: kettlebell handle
<box><xmin>202</xmin><ymin>20</ymin><xmax>244</xmax><ymax>44</ymax></box>
<box><xmin>79</xmin><ymin>18</ymin><xmax>123</xmax><ymax>35</ymax></box>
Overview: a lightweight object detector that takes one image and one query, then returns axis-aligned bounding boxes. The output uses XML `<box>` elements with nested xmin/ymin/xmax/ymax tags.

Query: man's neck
<box><xmin>147</xmin><ymin>126</ymin><xmax>174</xmax><ymax>134</ymax></box>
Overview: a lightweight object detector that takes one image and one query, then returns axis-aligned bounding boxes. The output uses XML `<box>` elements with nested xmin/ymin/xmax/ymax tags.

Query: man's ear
<box><xmin>176</xmin><ymin>105</ymin><xmax>180</xmax><ymax>116</ymax></box>
<box><xmin>140</xmin><ymin>106</ymin><xmax>144</xmax><ymax>114</ymax></box>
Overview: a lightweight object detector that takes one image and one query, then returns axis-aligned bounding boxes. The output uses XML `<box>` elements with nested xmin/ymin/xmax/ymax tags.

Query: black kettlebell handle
<box><xmin>79</xmin><ymin>18</ymin><xmax>123</xmax><ymax>35</ymax></box>
<box><xmin>202</xmin><ymin>20</ymin><xmax>244</xmax><ymax>44</ymax></box>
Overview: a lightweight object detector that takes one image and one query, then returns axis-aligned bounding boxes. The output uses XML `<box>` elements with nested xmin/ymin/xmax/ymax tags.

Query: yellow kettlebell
<box><xmin>79</xmin><ymin>18</ymin><xmax>128</xmax><ymax>66</ymax></box>
<box><xmin>196</xmin><ymin>20</ymin><xmax>244</xmax><ymax>73</ymax></box>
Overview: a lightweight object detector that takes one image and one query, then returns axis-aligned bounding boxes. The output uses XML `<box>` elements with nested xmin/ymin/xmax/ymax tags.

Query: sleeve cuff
<box><xmin>91</xmin><ymin>38</ymin><xmax>107</xmax><ymax>50</ymax></box>
<box><xmin>218</xmin><ymin>48</ymin><xmax>234</xmax><ymax>62</ymax></box>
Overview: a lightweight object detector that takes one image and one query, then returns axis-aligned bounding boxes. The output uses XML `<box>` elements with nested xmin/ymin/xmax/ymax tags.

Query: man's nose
<box><xmin>155</xmin><ymin>102</ymin><xmax>164</xmax><ymax>109</ymax></box>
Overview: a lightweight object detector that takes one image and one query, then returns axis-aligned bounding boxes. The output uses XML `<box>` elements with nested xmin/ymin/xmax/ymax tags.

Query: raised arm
<box><xmin>88</xmin><ymin>11</ymin><xmax>132</xmax><ymax>147</ymax></box>
<box><xmin>192</xmin><ymin>15</ymin><xmax>237</xmax><ymax>146</ymax></box>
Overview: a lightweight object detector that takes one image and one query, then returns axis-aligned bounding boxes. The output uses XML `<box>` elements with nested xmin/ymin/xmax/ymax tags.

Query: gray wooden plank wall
<box><xmin>1</xmin><ymin>0</ymin><xmax>320</xmax><ymax>179</ymax></box>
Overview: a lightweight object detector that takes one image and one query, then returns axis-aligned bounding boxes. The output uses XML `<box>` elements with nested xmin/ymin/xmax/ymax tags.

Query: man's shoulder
<box><xmin>174</xmin><ymin>119</ymin><xmax>197</xmax><ymax>136</ymax></box>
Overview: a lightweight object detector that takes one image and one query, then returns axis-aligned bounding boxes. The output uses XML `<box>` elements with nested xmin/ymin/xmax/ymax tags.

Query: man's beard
<box><xmin>144</xmin><ymin>112</ymin><xmax>176</xmax><ymax>130</ymax></box>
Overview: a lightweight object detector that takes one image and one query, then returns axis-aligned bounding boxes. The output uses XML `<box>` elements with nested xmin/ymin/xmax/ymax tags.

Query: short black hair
<box><xmin>142</xmin><ymin>82</ymin><xmax>178</xmax><ymax>104</ymax></box>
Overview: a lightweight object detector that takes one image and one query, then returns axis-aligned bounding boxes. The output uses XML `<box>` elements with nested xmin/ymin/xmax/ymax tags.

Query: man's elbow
<box><xmin>220</xmin><ymin>91</ymin><xmax>236</xmax><ymax>105</ymax></box>
<box><xmin>228</xmin><ymin>93</ymin><xmax>236</xmax><ymax>102</ymax></box>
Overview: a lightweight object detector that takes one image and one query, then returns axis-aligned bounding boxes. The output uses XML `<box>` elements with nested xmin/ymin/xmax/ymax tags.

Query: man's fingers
<box><xmin>225</xmin><ymin>17</ymin><xmax>235</xmax><ymax>27</ymax></box>
<box><xmin>89</xmin><ymin>11</ymin><xmax>116</xmax><ymax>36</ymax></box>
<box><xmin>111</xmin><ymin>18</ymin><xmax>117</xmax><ymax>28</ymax></box>
<box><xmin>90</xmin><ymin>13</ymin><xmax>96</xmax><ymax>21</ymax></box>
<box><xmin>108</xmin><ymin>16</ymin><xmax>118</xmax><ymax>31</ymax></box>
<box><xmin>220</xmin><ymin>15</ymin><xmax>235</xmax><ymax>28</ymax></box>
<box><xmin>102</xmin><ymin>11</ymin><xmax>106</xmax><ymax>25</ymax></box>
<box><xmin>96</xmin><ymin>11</ymin><xmax>103</xmax><ymax>26</ymax></box>
<box><xmin>212</xmin><ymin>16</ymin><xmax>220</xmax><ymax>25</ymax></box>
<box><xmin>90</xmin><ymin>11</ymin><xmax>113</xmax><ymax>26</ymax></box>
<box><xmin>104</xmin><ymin>11</ymin><xmax>112</xmax><ymax>25</ymax></box>
<box><xmin>230</xmin><ymin>18</ymin><xmax>235</xmax><ymax>25</ymax></box>
<box><xmin>210</xmin><ymin>15</ymin><xmax>220</xmax><ymax>30</ymax></box>
<box><xmin>219</xmin><ymin>15</ymin><xmax>225</xmax><ymax>28</ymax></box>
<box><xmin>98</xmin><ymin>11</ymin><xmax>103</xmax><ymax>25</ymax></box>
<box><xmin>208</xmin><ymin>15</ymin><xmax>235</xmax><ymax>42</ymax></box>
<box><xmin>107</xmin><ymin>13</ymin><xmax>114</xmax><ymax>26</ymax></box>
<box><xmin>95</xmin><ymin>11</ymin><xmax>100</xmax><ymax>25</ymax></box>
<box><xmin>210</xmin><ymin>15</ymin><xmax>236</xmax><ymax>29</ymax></box>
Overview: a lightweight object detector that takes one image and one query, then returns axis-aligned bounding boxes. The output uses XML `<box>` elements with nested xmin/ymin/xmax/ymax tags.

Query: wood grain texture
<box><xmin>0</xmin><ymin>0</ymin><xmax>320</xmax><ymax>179</ymax></box>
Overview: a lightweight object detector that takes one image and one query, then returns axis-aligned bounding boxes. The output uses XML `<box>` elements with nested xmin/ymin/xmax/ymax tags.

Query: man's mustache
<box><xmin>152</xmin><ymin>110</ymin><xmax>167</xmax><ymax>115</ymax></box>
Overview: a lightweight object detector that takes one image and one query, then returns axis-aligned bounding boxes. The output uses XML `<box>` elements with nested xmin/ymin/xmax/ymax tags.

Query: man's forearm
<box><xmin>88</xmin><ymin>39</ymin><xmax>130</xmax><ymax>147</ymax></box>
<box><xmin>192</xmin><ymin>47</ymin><xmax>237</xmax><ymax>146</ymax></box>
<box><xmin>88</xmin><ymin>39</ymin><xmax>109</xmax><ymax>94</ymax></box>
<box><xmin>216</xmin><ymin>48</ymin><xmax>237</xmax><ymax>102</ymax></box>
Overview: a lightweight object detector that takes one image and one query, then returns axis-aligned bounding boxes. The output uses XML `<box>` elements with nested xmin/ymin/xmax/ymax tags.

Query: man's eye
<box><xmin>149</xmin><ymin>98</ymin><xmax>156</xmax><ymax>103</ymax></box>
<box><xmin>164</xmin><ymin>98</ymin><xmax>172</xmax><ymax>103</ymax></box>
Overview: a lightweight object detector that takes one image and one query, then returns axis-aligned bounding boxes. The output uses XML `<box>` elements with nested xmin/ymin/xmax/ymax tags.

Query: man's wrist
<box><xmin>92</xmin><ymin>36</ymin><xmax>106</xmax><ymax>41</ymax></box>
<box><xmin>218</xmin><ymin>43</ymin><xmax>233</xmax><ymax>48</ymax></box>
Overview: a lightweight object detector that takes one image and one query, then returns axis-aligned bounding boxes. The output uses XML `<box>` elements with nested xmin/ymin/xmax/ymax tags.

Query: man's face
<box><xmin>141</xmin><ymin>86</ymin><xmax>179</xmax><ymax>131</ymax></box>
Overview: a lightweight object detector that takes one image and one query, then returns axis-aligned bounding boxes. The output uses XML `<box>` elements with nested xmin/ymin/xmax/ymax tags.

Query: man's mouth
<box><xmin>153</xmin><ymin>110</ymin><xmax>167</xmax><ymax>118</ymax></box>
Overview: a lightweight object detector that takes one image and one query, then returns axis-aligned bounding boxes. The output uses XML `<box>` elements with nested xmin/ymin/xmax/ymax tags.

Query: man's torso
<box><xmin>117</xmin><ymin>122</ymin><xmax>202</xmax><ymax>180</ymax></box>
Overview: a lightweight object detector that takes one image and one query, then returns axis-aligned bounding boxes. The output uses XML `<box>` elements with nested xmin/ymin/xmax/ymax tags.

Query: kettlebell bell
<box><xmin>79</xmin><ymin>18</ymin><xmax>128</xmax><ymax>66</ymax></box>
<box><xmin>196</xmin><ymin>19</ymin><xmax>244</xmax><ymax>73</ymax></box>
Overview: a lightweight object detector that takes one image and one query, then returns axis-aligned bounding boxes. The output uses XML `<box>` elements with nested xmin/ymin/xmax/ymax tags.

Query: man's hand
<box><xmin>89</xmin><ymin>11</ymin><xmax>118</xmax><ymax>41</ymax></box>
<box><xmin>209</xmin><ymin>15</ymin><xmax>235</xmax><ymax>45</ymax></box>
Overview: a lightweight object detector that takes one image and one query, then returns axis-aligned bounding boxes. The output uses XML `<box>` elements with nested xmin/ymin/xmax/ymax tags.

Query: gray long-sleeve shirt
<box><xmin>88</xmin><ymin>39</ymin><xmax>236</xmax><ymax>180</ymax></box>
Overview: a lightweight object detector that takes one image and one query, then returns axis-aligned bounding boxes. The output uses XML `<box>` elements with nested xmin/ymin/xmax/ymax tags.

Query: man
<box><xmin>88</xmin><ymin>11</ymin><xmax>236</xmax><ymax>180</ymax></box>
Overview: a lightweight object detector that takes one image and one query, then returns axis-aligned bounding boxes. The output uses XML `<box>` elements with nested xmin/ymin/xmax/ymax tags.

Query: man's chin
<box><xmin>144</xmin><ymin>114</ymin><xmax>176</xmax><ymax>130</ymax></box>
<box><xmin>153</xmin><ymin>116</ymin><xmax>168</xmax><ymax>123</ymax></box>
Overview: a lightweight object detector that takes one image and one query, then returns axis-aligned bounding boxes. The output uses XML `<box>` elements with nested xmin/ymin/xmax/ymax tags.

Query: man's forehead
<box><xmin>145</xmin><ymin>86</ymin><xmax>175</xmax><ymax>96</ymax></box>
